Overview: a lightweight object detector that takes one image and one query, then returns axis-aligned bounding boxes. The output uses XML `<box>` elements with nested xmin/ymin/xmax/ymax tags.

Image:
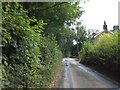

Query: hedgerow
<box><xmin>2</xmin><ymin>2</ymin><xmax>62</xmax><ymax>88</ymax></box>
<box><xmin>80</xmin><ymin>31</ymin><xmax>119</xmax><ymax>72</ymax></box>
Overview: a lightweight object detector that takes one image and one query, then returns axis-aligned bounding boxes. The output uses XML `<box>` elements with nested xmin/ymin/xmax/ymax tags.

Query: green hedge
<box><xmin>38</xmin><ymin>35</ymin><xmax>62</xmax><ymax>87</ymax></box>
<box><xmin>2</xmin><ymin>2</ymin><xmax>62</xmax><ymax>88</ymax></box>
<box><xmin>80</xmin><ymin>31</ymin><xmax>119</xmax><ymax>71</ymax></box>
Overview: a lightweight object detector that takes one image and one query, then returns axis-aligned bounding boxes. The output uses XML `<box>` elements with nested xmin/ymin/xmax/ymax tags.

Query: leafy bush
<box><xmin>80</xmin><ymin>31</ymin><xmax>119</xmax><ymax>70</ymax></box>
<box><xmin>2</xmin><ymin>2</ymin><xmax>62</xmax><ymax>88</ymax></box>
<box><xmin>38</xmin><ymin>35</ymin><xmax>62</xmax><ymax>87</ymax></box>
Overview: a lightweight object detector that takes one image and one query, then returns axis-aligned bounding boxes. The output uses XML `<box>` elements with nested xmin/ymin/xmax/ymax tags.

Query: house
<box><xmin>91</xmin><ymin>21</ymin><xmax>119</xmax><ymax>42</ymax></box>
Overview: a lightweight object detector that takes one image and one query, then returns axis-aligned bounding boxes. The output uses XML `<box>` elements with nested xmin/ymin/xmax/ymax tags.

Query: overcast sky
<box><xmin>80</xmin><ymin>0</ymin><xmax>119</xmax><ymax>31</ymax></box>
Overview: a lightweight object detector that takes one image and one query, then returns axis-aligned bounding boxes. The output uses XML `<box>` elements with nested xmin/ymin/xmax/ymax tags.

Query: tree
<box><xmin>70</xmin><ymin>21</ymin><xmax>87</xmax><ymax>58</ymax></box>
<box><xmin>21</xmin><ymin>2</ymin><xmax>84</xmax><ymax>56</ymax></box>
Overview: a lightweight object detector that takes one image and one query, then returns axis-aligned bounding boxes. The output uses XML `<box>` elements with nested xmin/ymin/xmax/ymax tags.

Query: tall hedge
<box><xmin>2</xmin><ymin>2</ymin><xmax>62</xmax><ymax>88</ymax></box>
<box><xmin>80</xmin><ymin>31</ymin><xmax>119</xmax><ymax>72</ymax></box>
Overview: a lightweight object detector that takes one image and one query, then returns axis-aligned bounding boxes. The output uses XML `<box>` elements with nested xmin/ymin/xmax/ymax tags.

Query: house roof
<box><xmin>91</xmin><ymin>30</ymin><xmax>113</xmax><ymax>40</ymax></box>
<box><xmin>90</xmin><ymin>21</ymin><xmax>119</xmax><ymax>41</ymax></box>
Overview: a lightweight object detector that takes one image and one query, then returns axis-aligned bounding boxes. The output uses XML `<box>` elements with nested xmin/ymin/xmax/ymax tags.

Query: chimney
<box><xmin>103</xmin><ymin>21</ymin><xmax>108</xmax><ymax>32</ymax></box>
<box><xmin>113</xmin><ymin>25</ymin><xmax>119</xmax><ymax>31</ymax></box>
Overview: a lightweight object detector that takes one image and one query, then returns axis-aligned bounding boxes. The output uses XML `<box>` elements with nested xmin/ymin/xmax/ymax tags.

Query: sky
<box><xmin>80</xmin><ymin>0</ymin><xmax>120</xmax><ymax>32</ymax></box>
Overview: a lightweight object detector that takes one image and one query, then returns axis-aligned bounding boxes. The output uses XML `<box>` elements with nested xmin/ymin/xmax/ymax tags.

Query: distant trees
<box><xmin>70</xmin><ymin>23</ymin><xmax>87</xmax><ymax>58</ymax></box>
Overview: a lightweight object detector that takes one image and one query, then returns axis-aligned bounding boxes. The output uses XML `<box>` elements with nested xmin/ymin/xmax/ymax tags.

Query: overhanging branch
<box><xmin>41</xmin><ymin>2</ymin><xmax>67</xmax><ymax>11</ymax></box>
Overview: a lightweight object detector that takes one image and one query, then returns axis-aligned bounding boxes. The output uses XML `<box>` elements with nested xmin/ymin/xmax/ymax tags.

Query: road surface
<box><xmin>59</xmin><ymin>58</ymin><xmax>120</xmax><ymax>88</ymax></box>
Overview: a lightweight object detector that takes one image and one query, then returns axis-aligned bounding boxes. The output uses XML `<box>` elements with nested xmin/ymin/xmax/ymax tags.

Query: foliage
<box><xmin>80</xmin><ymin>31</ymin><xmax>119</xmax><ymax>72</ymax></box>
<box><xmin>39</xmin><ymin>35</ymin><xmax>62</xmax><ymax>87</ymax></box>
<box><xmin>21</xmin><ymin>2</ymin><xmax>83</xmax><ymax>26</ymax></box>
<box><xmin>21</xmin><ymin>2</ymin><xmax>84</xmax><ymax>57</ymax></box>
<box><xmin>1</xmin><ymin>1</ymin><xmax>86</xmax><ymax>88</ymax></box>
<box><xmin>2</xmin><ymin>2</ymin><xmax>62</xmax><ymax>88</ymax></box>
<box><xmin>70</xmin><ymin>24</ymin><xmax>87</xmax><ymax>58</ymax></box>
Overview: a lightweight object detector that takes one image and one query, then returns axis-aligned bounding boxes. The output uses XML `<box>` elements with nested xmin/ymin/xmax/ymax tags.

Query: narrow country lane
<box><xmin>59</xmin><ymin>58</ymin><xmax>120</xmax><ymax>88</ymax></box>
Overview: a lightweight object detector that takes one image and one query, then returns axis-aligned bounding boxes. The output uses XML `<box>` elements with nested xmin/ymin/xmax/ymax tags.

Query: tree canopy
<box><xmin>20</xmin><ymin>2</ymin><xmax>84</xmax><ymax>56</ymax></box>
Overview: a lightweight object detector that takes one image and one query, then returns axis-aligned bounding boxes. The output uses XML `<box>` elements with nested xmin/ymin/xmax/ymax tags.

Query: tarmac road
<box><xmin>60</xmin><ymin>58</ymin><xmax>120</xmax><ymax>89</ymax></box>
